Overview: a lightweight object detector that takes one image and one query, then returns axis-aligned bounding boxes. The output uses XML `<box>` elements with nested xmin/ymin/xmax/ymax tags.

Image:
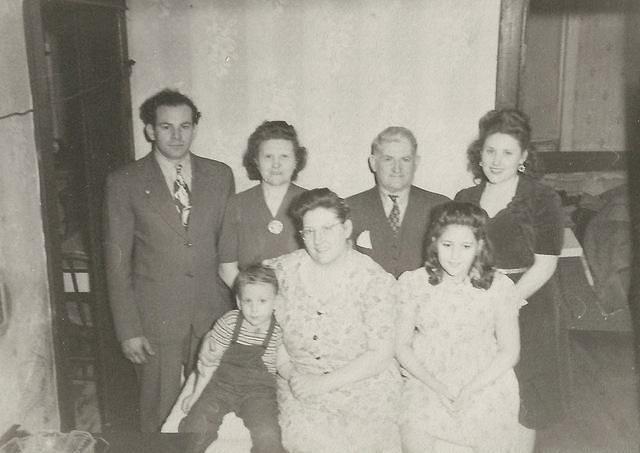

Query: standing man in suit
<box><xmin>347</xmin><ymin>127</ymin><xmax>449</xmax><ymax>278</ymax></box>
<box><xmin>104</xmin><ymin>89</ymin><xmax>235</xmax><ymax>431</ymax></box>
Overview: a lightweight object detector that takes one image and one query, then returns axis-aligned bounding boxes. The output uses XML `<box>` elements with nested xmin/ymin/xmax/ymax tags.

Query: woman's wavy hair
<box><xmin>467</xmin><ymin>108</ymin><xmax>542</xmax><ymax>181</ymax></box>
<box><xmin>424</xmin><ymin>201</ymin><xmax>495</xmax><ymax>289</ymax></box>
<box><xmin>243</xmin><ymin>120</ymin><xmax>308</xmax><ymax>181</ymax></box>
<box><xmin>289</xmin><ymin>188</ymin><xmax>350</xmax><ymax>231</ymax></box>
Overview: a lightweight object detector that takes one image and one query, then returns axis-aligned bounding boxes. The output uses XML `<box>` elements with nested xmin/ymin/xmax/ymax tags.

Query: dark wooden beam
<box><xmin>46</xmin><ymin>0</ymin><xmax>126</xmax><ymax>8</ymax></box>
<box><xmin>539</xmin><ymin>151</ymin><xmax>628</xmax><ymax>173</ymax></box>
<box><xmin>495</xmin><ymin>0</ymin><xmax>529</xmax><ymax>109</ymax></box>
<box><xmin>23</xmin><ymin>0</ymin><xmax>76</xmax><ymax>432</ymax></box>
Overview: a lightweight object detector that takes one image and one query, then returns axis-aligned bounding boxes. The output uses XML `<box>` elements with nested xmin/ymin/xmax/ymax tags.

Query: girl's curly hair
<box><xmin>424</xmin><ymin>201</ymin><xmax>495</xmax><ymax>289</ymax></box>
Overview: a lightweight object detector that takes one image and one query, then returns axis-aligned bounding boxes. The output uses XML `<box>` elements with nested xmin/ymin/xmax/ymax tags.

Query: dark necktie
<box><xmin>174</xmin><ymin>164</ymin><xmax>191</xmax><ymax>228</ymax></box>
<box><xmin>388</xmin><ymin>194</ymin><xmax>401</xmax><ymax>235</ymax></box>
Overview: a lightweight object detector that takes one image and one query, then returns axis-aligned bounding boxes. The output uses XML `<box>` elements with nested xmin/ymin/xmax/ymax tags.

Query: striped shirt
<box><xmin>203</xmin><ymin>310</ymin><xmax>282</xmax><ymax>375</ymax></box>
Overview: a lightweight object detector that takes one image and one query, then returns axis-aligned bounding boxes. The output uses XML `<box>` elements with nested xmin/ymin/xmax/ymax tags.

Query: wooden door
<box><xmin>25</xmin><ymin>0</ymin><xmax>137</xmax><ymax>431</ymax></box>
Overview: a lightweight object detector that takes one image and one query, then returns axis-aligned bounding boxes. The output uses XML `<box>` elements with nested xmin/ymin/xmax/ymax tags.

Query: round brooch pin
<box><xmin>268</xmin><ymin>219</ymin><xmax>283</xmax><ymax>235</ymax></box>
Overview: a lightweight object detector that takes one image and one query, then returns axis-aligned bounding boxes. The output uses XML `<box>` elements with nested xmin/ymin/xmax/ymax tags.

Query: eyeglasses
<box><xmin>299</xmin><ymin>221</ymin><xmax>343</xmax><ymax>241</ymax></box>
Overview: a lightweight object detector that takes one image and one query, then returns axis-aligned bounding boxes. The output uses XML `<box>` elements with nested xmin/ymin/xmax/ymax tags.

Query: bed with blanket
<box><xmin>556</xmin><ymin>184</ymin><xmax>632</xmax><ymax>332</ymax></box>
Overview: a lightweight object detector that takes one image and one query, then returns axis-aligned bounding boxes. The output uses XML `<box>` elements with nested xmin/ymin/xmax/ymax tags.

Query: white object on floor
<box><xmin>161</xmin><ymin>372</ymin><xmax>251</xmax><ymax>451</ymax></box>
<box><xmin>206</xmin><ymin>413</ymin><xmax>252</xmax><ymax>452</ymax></box>
<box><xmin>561</xmin><ymin>227</ymin><xmax>594</xmax><ymax>286</ymax></box>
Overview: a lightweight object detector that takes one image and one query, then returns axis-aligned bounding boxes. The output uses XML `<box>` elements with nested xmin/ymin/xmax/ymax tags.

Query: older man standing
<box><xmin>347</xmin><ymin>127</ymin><xmax>449</xmax><ymax>278</ymax></box>
<box><xmin>104</xmin><ymin>89</ymin><xmax>235</xmax><ymax>431</ymax></box>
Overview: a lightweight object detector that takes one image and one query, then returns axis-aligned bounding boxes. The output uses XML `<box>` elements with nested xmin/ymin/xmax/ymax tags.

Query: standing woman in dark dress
<box><xmin>218</xmin><ymin>121</ymin><xmax>307</xmax><ymax>287</ymax></box>
<box><xmin>455</xmin><ymin>109</ymin><xmax>564</xmax><ymax>451</ymax></box>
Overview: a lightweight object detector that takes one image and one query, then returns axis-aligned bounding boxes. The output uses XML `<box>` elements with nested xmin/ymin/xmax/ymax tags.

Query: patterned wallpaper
<box><xmin>127</xmin><ymin>0</ymin><xmax>501</xmax><ymax>198</ymax></box>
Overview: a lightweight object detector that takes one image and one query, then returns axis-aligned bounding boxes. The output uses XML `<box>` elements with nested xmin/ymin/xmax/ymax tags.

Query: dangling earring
<box><xmin>517</xmin><ymin>162</ymin><xmax>526</xmax><ymax>173</ymax></box>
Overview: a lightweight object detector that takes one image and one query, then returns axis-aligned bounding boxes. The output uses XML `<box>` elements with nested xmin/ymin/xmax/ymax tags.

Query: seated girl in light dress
<box><xmin>396</xmin><ymin>201</ymin><xmax>524</xmax><ymax>452</ymax></box>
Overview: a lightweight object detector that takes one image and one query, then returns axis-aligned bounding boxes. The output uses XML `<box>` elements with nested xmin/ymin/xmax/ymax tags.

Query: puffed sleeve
<box><xmin>396</xmin><ymin>270</ymin><xmax>420</xmax><ymax>314</ymax></box>
<box><xmin>263</xmin><ymin>250</ymin><xmax>302</xmax><ymax>327</ymax></box>
<box><xmin>360</xmin><ymin>265</ymin><xmax>397</xmax><ymax>349</ymax></box>
<box><xmin>453</xmin><ymin>188</ymin><xmax>470</xmax><ymax>202</ymax></box>
<box><xmin>218</xmin><ymin>194</ymin><xmax>240</xmax><ymax>263</ymax></box>
<box><xmin>532</xmin><ymin>184</ymin><xmax>564</xmax><ymax>255</ymax></box>
<box><xmin>397</xmin><ymin>270</ymin><xmax>432</xmax><ymax>329</ymax></box>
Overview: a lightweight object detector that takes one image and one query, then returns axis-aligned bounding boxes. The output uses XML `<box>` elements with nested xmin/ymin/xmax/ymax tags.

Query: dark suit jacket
<box><xmin>104</xmin><ymin>152</ymin><xmax>235</xmax><ymax>345</ymax></box>
<box><xmin>347</xmin><ymin>185</ymin><xmax>449</xmax><ymax>278</ymax></box>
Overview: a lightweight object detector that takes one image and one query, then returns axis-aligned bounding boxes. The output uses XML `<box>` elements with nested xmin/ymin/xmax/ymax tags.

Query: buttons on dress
<box><xmin>313</xmin><ymin>335</ymin><xmax>318</xmax><ymax>340</ymax></box>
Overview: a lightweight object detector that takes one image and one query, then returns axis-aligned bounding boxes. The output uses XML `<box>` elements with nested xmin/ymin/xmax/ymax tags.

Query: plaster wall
<box><xmin>127</xmin><ymin>0</ymin><xmax>501</xmax><ymax>198</ymax></box>
<box><xmin>0</xmin><ymin>0</ymin><xmax>59</xmax><ymax>433</ymax></box>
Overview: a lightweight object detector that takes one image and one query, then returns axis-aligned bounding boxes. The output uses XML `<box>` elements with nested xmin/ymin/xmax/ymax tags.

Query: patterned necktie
<box><xmin>174</xmin><ymin>164</ymin><xmax>191</xmax><ymax>228</ymax></box>
<box><xmin>388</xmin><ymin>194</ymin><xmax>401</xmax><ymax>235</ymax></box>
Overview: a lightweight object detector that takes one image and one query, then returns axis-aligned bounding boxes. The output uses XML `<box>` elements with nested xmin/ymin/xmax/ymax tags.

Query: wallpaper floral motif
<box><xmin>129</xmin><ymin>0</ymin><xmax>501</xmax><ymax>198</ymax></box>
<box><xmin>203</xmin><ymin>10</ymin><xmax>239</xmax><ymax>79</ymax></box>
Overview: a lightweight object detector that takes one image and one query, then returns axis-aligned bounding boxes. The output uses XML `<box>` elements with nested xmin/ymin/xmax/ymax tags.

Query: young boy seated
<box><xmin>178</xmin><ymin>264</ymin><xmax>287</xmax><ymax>453</ymax></box>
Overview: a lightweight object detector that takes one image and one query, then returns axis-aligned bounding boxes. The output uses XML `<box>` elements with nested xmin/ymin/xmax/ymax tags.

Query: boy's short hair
<box><xmin>233</xmin><ymin>264</ymin><xmax>279</xmax><ymax>297</ymax></box>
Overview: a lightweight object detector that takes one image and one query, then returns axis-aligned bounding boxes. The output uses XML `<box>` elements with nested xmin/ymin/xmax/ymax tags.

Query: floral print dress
<box><xmin>268</xmin><ymin>249</ymin><xmax>402</xmax><ymax>453</ymax></box>
<box><xmin>397</xmin><ymin>269</ymin><xmax>524</xmax><ymax>452</ymax></box>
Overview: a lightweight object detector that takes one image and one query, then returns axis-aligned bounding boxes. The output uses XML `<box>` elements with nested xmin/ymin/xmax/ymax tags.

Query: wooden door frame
<box><xmin>495</xmin><ymin>0</ymin><xmax>529</xmax><ymax>109</ymax></box>
<box><xmin>495</xmin><ymin>0</ymin><xmax>632</xmax><ymax>172</ymax></box>
<box><xmin>22</xmin><ymin>0</ymin><xmax>132</xmax><ymax>431</ymax></box>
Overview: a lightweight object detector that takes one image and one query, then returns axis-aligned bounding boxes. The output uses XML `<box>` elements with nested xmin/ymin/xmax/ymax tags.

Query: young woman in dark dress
<box><xmin>455</xmin><ymin>109</ymin><xmax>564</xmax><ymax>451</ymax></box>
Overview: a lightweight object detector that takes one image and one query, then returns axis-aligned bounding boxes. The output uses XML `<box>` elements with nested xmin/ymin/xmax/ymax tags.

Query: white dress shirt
<box><xmin>154</xmin><ymin>151</ymin><xmax>193</xmax><ymax>192</ymax></box>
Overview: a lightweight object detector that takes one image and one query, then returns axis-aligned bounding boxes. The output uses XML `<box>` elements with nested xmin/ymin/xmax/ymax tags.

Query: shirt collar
<box><xmin>154</xmin><ymin>150</ymin><xmax>191</xmax><ymax>172</ymax></box>
<box><xmin>154</xmin><ymin>151</ymin><xmax>192</xmax><ymax>187</ymax></box>
<box><xmin>378</xmin><ymin>186</ymin><xmax>410</xmax><ymax>207</ymax></box>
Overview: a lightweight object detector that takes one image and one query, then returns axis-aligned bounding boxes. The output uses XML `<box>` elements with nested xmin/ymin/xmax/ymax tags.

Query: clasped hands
<box><xmin>288</xmin><ymin>371</ymin><xmax>333</xmax><ymax>400</ymax></box>
<box><xmin>433</xmin><ymin>381</ymin><xmax>474</xmax><ymax>413</ymax></box>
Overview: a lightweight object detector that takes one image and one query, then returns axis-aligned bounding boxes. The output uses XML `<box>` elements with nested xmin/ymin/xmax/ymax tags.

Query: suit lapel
<box><xmin>142</xmin><ymin>154</ymin><xmax>187</xmax><ymax>238</ymax></box>
<box><xmin>367</xmin><ymin>188</ymin><xmax>395</xmax><ymax>244</ymax></box>
<box><xmin>401</xmin><ymin>186</ymin><xmax>419</xmax><ymax>238</ymax></box>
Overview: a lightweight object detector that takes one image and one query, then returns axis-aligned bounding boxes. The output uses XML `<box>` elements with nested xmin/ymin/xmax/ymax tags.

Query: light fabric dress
<box><xmin>397</xmin><ymin>269</ymin><xmax>523</xmax><ymax>452</ymax></box>
<box><xmin>268</xmin><ymin>248</ymin><xmax>402</xmax><ymax>453</ymax></box>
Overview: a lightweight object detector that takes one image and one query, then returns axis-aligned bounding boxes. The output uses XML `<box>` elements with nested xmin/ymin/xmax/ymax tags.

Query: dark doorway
<box><xmin>24</xmin><ymin>0</ymin><xmax>138</xmax><ymax>431</ymax></box>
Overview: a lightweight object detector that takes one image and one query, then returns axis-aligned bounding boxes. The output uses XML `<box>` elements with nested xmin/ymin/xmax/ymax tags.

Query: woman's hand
<box><xmin>433</xmin><ymin>380</ymin><xmax>456</xmax><ymax>401</ymax></box>
<box><xmin>450</xmin><ymin>386</ymin><xmax>474</xmax><ymax>413</ymax></box>
<box><xmin>431</xmin><ymin>380</ymin><xmax>457</xmax><ymax>411</ymax></box>
<box><xmin>289</xmin><ymin>372</ymin><xmax>332</xmax><ymax>399</ymax></box>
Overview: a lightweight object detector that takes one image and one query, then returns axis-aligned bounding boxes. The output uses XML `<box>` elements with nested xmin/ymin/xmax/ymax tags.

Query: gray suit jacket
<box><xmin>104</xmin><ymin>152</ymin><xmax>235</xmax><ymax>344</ymax></box>
<box><xmin>347</xmin><ymin>186</ymin><xmax>449</xmax><ymax>278</ymax></box>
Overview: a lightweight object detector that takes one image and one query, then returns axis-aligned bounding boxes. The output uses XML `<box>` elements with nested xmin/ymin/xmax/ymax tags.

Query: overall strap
<box><xmin>261</xmin><ymin>313</ymin><xmax>277</xmax><ymax>348</ymax></box>
<box><xmin>230</xmin><ymin>311</ymin><xmax>245</xmax><ymax>343</ymax></box>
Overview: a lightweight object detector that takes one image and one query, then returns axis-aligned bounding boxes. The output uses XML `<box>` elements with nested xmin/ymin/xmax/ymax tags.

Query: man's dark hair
<box><xmin>139</xmin><ymin>89</ymin><xmax>202</xmax><ymax>125</ymax></box>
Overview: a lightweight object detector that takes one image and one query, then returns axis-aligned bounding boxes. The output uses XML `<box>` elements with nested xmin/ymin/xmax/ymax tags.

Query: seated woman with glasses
<box><xmin>266</xmin><ymin>188</ymin><xmax>402</xmax><ymax>453</ymax></box>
